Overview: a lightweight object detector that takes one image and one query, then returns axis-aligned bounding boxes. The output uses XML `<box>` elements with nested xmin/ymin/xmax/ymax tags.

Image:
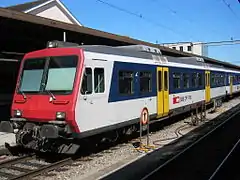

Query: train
<box><xmin>0</xmin><ymin>40</ymin><xmax>240</xmax><ymax>154</ymax></box>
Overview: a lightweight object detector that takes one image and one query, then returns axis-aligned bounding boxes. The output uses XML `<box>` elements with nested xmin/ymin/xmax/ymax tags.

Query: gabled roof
<box><xmin>5</xmin><ymin>0</ymin><xmax>81</xmax><ymax>26</ymax></box>
<box><xmin>6</xmin><ymin>0</ymin><xmax>49</xmax><ymax>12</ymax></box>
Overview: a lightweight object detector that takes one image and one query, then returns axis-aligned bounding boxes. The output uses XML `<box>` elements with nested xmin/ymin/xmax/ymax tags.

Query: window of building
<box><xmin>119</xmin><ymin>71</ymin><xmax>134</xmax><ymax>95</ymax></box>
<box><xmin>173</xmin><ymin>73</ymin><xmax>181</xmax><ymax>89</ymax></box>
<box><xmin>187</xmin><ymin>46</ymin><xmax>192</xmax><ymax>51</ymax></box>
<box><xmin>172</xmin><ymin>47</ymin><xmax>176</xmax><ymax>50</ymax></box>
<box><xmin>179</xmin><ymin>46</ymin><xmax>183</xmax><ymax>51</ymax></box>
<box><xmin>183</xmin><ymin>73</ymin><xmax>190</xmax><ymax>89</ymax></box>
<box><xmin>192</xmin><ymin>73</ymin><xmax>198</xmax><ymax>88</ymax></box>
<box><xmin>81</xmin><ymin>68</ymin><xmax>92</xmax><ymax>94</ymax></box>
<box><xmin>94</xmin><ymin>68</ymin><xmax>105</xmax><ymax>93</ymax></box>
<box><xmin>140</xmin><ymin>72</ymin><xmax>152</xmax><ymax>93</ymax></box>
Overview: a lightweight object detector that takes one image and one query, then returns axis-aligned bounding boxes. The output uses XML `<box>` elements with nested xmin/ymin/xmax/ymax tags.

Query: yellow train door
<box><xmin>205</xmin><ymin>71</ymin><xmax>211</xmax><ymax>103</ymax></box>
<box><xmin>157</xmin><ymin>67</ymin><xmax>169</xmax><ymax>118</ymax></box>
<box><xmin>230</xmin><ymin>75</ymin><xmax>233</xmax><ymax>96</ymax></box>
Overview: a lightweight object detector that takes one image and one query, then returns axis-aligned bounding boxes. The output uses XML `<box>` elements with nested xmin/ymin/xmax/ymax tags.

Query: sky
<box><xmin>1</xmin><ymin>0</ymin><xmax>240</xmax><ymax>64</ymax></box>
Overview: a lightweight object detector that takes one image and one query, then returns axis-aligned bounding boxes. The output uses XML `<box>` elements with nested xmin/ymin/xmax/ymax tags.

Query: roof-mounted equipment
<box><xmin>196</xmin><ymin>57</ymin><xmax>204</xmax><ymax>62</ymax></box>
<box><xmin>114</xmin><ymin>45</ymin><xmax>162</xmax><ymax>55</ymax></box>
<box><xmin>47</xmin><ymin>40</ymin><xmax>79</xmax><ymax>48</ymax></box>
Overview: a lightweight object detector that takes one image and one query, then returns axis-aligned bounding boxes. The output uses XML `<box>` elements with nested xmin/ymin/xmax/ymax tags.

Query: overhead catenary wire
<box><xmin>193</xmin><ymin>39</ymin><xmax>240</xmax><ymax>46</ymax></box>
<box><xmin>221</xmin><ymin>0</ymin><xmax>240</xmax><ymax>21</ymax></box>
<box><xmin>150</xmin><ymin>0</ymin><xmax>232</xmax><ymax>41</ymax></box>
<box><xmin>95</xmin><ymin>0</ymin><xmax>190</xmax><ymax>40</ymax></box>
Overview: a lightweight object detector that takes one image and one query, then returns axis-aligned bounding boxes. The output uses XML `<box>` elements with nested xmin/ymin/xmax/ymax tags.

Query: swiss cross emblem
<box><xmin>173</xmin><ymin>96</ymin><xmax>180</xmax><ymax>104</ymax></box>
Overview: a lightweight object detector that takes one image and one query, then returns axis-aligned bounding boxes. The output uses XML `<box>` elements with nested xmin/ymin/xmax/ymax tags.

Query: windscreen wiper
<box><xmin>19</xmin><ymin>90</ymin><xmax>27</xmax><ymax>99</ymax></box>
<box><xmin>46</xmin><ymin>90</ymin><xmax>56</xmax><ymax>100</ymax></box>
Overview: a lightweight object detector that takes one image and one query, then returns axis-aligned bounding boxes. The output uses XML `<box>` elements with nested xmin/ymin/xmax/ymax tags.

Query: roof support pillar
<box><xmin>63</xmin><ymin>31</ymin><xmax>66</xmax><ymax>42</ymax></box>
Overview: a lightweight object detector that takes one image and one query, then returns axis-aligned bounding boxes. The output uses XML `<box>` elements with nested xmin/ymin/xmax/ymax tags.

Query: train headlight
<box><xmin>47</xmin><ymin>41</ymin><xmax>57</xmax><ymax>48</ymax></box>
<box><xmin>56</xmin><ymin>112</ymin><xmax>66</xmax><ymax>120</ymax></box>
<box><xmin>14</xmin><ymin>109</ymin><xmax>22</xmax><ymax>117</ymax></box>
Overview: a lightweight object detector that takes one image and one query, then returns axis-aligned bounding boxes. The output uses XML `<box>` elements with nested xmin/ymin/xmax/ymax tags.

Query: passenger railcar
<box><xmin>0</xmin><ymin>41</ymin><xmax>240</xmax><ymax>154</ymax></box>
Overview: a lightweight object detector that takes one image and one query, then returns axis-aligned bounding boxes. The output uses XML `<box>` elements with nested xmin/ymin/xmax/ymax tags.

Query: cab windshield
<box><xmin>19</xmin><ymin>55</ymin><xmax>78</xmax><ymax>94</ymax></box>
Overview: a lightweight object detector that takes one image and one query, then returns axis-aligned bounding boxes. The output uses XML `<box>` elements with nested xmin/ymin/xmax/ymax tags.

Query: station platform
<box><xmin>101</xmin><ymin>104</ymin><xmax>240</xmax><ymax>180</ymax></box>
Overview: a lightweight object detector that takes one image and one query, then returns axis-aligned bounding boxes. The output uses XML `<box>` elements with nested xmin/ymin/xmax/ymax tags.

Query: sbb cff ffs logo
<box><xmin>173</xmin><ymin>95</ymin><xmax>192</xmax><ymax>104</ymax></box>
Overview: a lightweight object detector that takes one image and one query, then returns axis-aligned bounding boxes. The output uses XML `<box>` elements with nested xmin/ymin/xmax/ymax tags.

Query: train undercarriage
<box><xmin>0</xmin><ymin>119</ymin><xmax>140</xmax><ymax>154</ymax></box>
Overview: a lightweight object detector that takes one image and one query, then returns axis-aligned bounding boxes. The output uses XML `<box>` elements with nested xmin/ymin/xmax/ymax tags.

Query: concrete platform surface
<box><xmin>0</xmin><ymin>132</ymin><xmax>15</xmax><ymax>148</ymax></box>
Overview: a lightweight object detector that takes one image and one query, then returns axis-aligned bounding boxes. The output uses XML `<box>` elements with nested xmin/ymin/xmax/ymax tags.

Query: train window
<box><xmin>164</xmin><ymin>71</ymin><xmax>168</xmax><ymax>91</ymax></box>
<box><xmin>179</xmin><ymin>46</ymin><xmax>183</xmax><ymax>52</ymax></box>
<box><xmin>215</xmin><ymin>74</ymin><xmax>218</xmax><ymax>86</ymax></box>
<box><xmin>205</xmin><ymin>73</ymin><xmax>207</xmax><ymax>86</ymax></box>
<box><xmin>198</xmin><ymin>73</ymin><xmax>203</xmax><ymax>87</ymax></box>
<box><xmin>225</xmin><ymin>75</ymin><xmax>228</xmax><ymax>85</ymax></box>
<box><xmin>19</xmin><ymin>58</ymin><xmax>45</xmax><ymax>92</ymax></box>
<box><xmin>81</xmin><ymin>68</ymin><xmax>92</xmax><ymax>94</ymax></box>
<box><xmin>192</xmin><ymin>73</ymin><xmax>197</xmax><ymax>88</ymax></box>
<box><xmin>234</xmin><ymin>75</ymin><xmax>237</xmax><ymax>84</ymax></box>
<box><xmin>220</xmin><ymin>74</ymin><xmax>224</xmax><ymax>85</ymax></box>
<box><xmin>45</xmin><ymin>56</ymin><xmax>78</xmax><ymax>92</ymax></box>
<box><xmin>119</xmin><ymin>71</ymin><xmax>134</xmax><ymax>95</ymax></box>
<box><xmin>140</xmin><ymin>72</ymin><xmax>152</xmax><ymax>93</ymax></box>
<box><xmin>183</xmin><ymin>73</ymin><xmax>190</xmax><ymax>89</ymax></box>
<box><xmin>94</xmin><ymin>68</ymin><xmax>105</xmax><ymax>93</ymax></box>
<box><xmin>211</xmin><ymin>73</ymin><xmax>215</xmax><ymax>86</ymax></box>
<box><xmin>173</xmin><ymin>73</ymin><xmax>181</xmax><ymax>89</ymax></box>
<box><xmin>158</xmin><ymin>71</ymin><xmax>162</xmax><ymax>91</ymax></box>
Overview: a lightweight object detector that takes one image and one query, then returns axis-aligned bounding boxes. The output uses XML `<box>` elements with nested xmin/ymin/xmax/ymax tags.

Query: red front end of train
<box><xmin>0</xmin><ymin>41</ymin><xmax>84</xmax><ymax>153</ymax></box>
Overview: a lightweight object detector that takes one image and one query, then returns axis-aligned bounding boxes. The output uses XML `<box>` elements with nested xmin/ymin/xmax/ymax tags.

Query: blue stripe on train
<box><xmin>108</xmin><ymin>61</ymin><xmax>240</xmax><ymax>103</ymax></box>
<box><xmin>169</xmin><ymin>67</ymin><xmax>205</xmax><ymax>94</ymax></box>
<box><xmin>108</xmin><ymin>61</ymin><xmax>157</xmax><ymax>103</ymax></box>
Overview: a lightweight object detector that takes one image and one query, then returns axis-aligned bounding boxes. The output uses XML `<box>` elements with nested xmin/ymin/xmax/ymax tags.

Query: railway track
<box><xmin>0</xmin><ymin>153</ymin><xmax>73</xmax><ymax>180</ymax></box>
<box><xmin>100</xmin><ymin>103</ymin><xmax>240</xmax><ymax>180</ymax></box>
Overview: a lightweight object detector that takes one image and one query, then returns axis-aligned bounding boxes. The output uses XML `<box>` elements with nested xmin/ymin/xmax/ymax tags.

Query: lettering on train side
<box><xmin>173</xmin><ymin>95</ymin><xmax>192</xmax><ymax>104</ymax></box>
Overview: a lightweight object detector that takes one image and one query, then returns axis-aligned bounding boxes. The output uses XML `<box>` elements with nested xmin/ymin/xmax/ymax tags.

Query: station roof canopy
<box><xmin>0</xmin><ymin>7</ymin><xmax>239</xmax><ymax>70</ymax></box>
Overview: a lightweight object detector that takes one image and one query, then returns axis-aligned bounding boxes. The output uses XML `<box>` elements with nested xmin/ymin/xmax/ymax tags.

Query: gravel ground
<box><xmin>32</xmin><ymin>97</ymin><xmax>240</xmax><ymax>180</ymax></box>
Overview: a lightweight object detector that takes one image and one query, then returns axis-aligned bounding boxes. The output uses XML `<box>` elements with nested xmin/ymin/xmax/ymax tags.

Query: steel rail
<box><xmin>10</xmin><ymin>157</ymin><xmax>73</xmax><ymax>180</ymax></box>
<box><xmin>208</xmin><ymin>137</ymin><xmax>240</xmax><ymax>180</ymax></box>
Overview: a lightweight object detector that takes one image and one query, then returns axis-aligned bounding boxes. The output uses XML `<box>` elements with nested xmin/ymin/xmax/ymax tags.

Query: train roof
<box><xmin>46</xmin><ymin>41</ymin><xmax>238</xmax><ymax>72</ymax></box>
<box><xmin>79</xmin><ymin>44</ymin><xmax>228</xmax><ymax>70</ymax></box>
